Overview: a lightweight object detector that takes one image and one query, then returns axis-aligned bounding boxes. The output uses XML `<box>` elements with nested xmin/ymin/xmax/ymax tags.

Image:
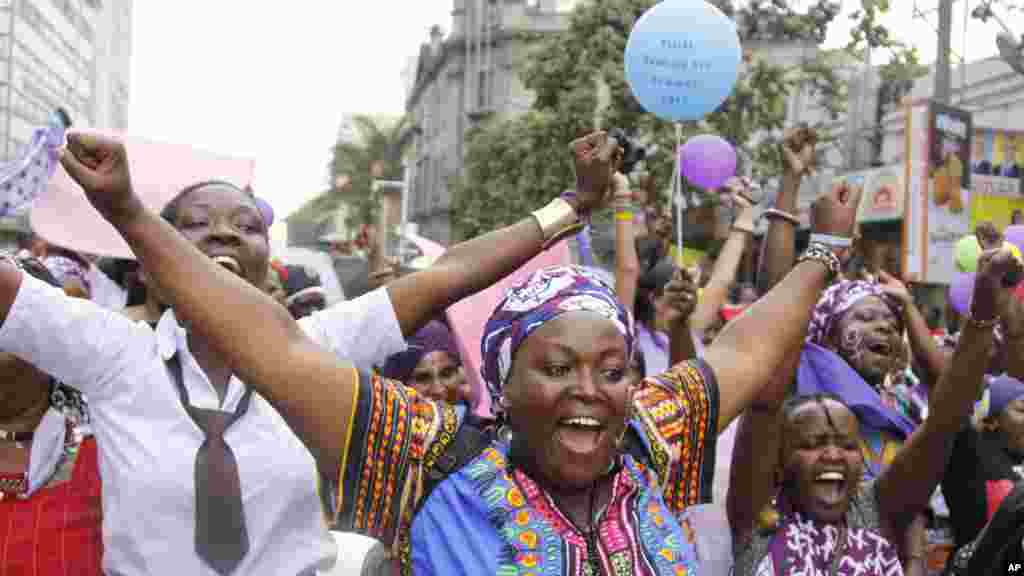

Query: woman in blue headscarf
<box><xmin>942</xmin><ymin>374</ymin><xmax>1024</xmax><ymax>559</ymax></box>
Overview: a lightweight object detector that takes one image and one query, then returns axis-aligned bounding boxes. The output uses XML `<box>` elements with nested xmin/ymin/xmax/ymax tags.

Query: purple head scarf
<box><xmin>799</xmin><ymin>280</ymin><xmax>917</xmax><ymax>442</ymax></box>
<box><xmin>481</xmin><ymin>265</ymin><xmax>634</xmax><ymax>411</ymax></box>
<box><xmin>380</xmin><ymin>320</ymin><xmax>460</xmax><ymax>383</ymax></box>
<box><xmin>807</xmin><ymin>280</ymin><xmax>903</xmax><ymax>347</ymax></box>
<box><xmin>988</xmin><ymin>375</ymin><xmax>1024</xmax><ymax>417</ymax></box>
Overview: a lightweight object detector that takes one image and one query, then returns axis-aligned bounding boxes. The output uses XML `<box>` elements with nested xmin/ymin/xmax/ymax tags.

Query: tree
<box><xmin>453</xmin><ymin>0</ymin><xmax>920</xmax><ymax>239</ymax></box>
<box><xmin>292</xmin><ymin>114</ymin><xmax>408</xmax><ymax>230</ymax></box>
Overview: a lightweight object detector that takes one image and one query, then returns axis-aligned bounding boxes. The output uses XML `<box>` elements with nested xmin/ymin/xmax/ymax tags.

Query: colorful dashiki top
<box><xmin>335</xmin><ymin>359</ymin><xmax>720</xmax><ymax>576</ymax></box>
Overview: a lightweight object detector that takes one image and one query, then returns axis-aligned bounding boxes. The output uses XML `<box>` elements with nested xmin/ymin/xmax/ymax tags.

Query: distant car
<box><xmin>273</xmin><ymin>246</ymin><xmax>345</xmax><ymax>304</ymax></box>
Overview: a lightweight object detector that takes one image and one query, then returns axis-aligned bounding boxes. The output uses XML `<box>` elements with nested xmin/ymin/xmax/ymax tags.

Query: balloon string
<box><xmin>674</xmin><ymin>122</ymin><xmax>684</xmax><ymax>266</ymax></box>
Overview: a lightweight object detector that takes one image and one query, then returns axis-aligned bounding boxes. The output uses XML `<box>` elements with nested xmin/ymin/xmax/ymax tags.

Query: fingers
<box><xmin>569</xmin><ymin>131</ymin><xmax>608</xmax><ymax>160</ymax></box>
<box><xmin>845</xmin><ymin>179</ymin><xmax>865</xmax><ymax>209</ymax></box>
<box><xmin>59</xmin><ymin>148</ymin><xmax>97</xmax><ymax>191</ymax></box>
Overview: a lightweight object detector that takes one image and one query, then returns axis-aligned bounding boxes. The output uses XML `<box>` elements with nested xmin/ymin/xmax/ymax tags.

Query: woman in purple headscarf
<box><xmin>378</xmin><ymin>319</ymin><xmax>474</xmax><ymax>408</ymax></box>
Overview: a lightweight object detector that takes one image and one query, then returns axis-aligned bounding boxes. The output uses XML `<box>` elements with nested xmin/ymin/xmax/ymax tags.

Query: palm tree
<box><xmin>328</xmin><ymin>114</ymin><xmax>409</xmax><ymax>228</ymax></box>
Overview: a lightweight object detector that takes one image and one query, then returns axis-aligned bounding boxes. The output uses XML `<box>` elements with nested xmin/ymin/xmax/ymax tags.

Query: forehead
<box><xmin>786</xmin><ymin>400</ymin><xmax>859</xmax><ymax>436</ymax></box>
<box><xmin>179</xmin><ymin>184</ymin><xmax>257</xmax><ymax>213</ymax></box>
<box><xmin>414</xmin><ymin>350</ymin><xmax>459</xmax><ymax>371</ymax></box>
<box><xmin>841</xmin><ymin>296</ymin><xmax>893</xmax><ymax>321</ymax></box>
<box><xmin>520</xmin><ymin>311</ymin><xmax>627</xmax><ymax>356</ymax></box>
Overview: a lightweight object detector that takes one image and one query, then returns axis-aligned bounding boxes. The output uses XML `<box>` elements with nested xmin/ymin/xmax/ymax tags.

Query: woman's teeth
<box><xmin>560</xmin><ymin>416</ymin><xmax>602</xmax><ymax>429</ymax></box>
<box><xmin>212</xmin><ymin>256</ymin><xmax>241</xmax><ymax>275</ymax></box>
<box><xmin>816</xmin><ymin>471</ymin><xmax>845</xmax><ymax>481</ymax></box>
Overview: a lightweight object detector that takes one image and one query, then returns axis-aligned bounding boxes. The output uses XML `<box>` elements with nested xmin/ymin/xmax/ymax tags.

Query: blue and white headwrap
<box><xmin>480</xmin><ymin>265</ymin><xmax>634</xmax><ymax>412</ymax></box>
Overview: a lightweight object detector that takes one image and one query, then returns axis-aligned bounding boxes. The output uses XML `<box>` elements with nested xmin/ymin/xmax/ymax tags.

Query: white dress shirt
<box><xmin>0</xmin><ymin>275</ymin><xmax>407</xmax><ymax>575</ymax></box>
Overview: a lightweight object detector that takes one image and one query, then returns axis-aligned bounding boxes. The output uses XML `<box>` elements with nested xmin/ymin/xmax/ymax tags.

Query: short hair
<box><xmin>780</xmin><ymin>392</ymin><xmax>846</xmax><ymax>425</ymax></box>
<box><xmin>159</xmin><ymin>180</ymin><xmax>255</xmax><ymax>226</ymax></box>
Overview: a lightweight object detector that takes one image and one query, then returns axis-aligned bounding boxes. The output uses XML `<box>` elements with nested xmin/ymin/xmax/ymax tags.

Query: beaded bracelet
<box><xmin>762</xmin><ymin>208</ymin><xmax>800</xmax><ymax>226</ymax></box>
<box><xmin>796</xmin><ymin>242</ymin><xmax>841</xmax><ymax>282</ymax></box>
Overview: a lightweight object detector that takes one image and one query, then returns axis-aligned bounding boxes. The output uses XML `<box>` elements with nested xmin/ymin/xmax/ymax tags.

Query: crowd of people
<box><xmin>1</xmin><ymin>124</ymin><xmax>1024</xmax><ymax>576</ymax></box>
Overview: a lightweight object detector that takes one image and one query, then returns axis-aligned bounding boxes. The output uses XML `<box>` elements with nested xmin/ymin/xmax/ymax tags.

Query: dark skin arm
<box><xmin>702</xmin><ymin>180</ymin><xmax>862</xmax><ymax>433</ymax></box>
<box><xmin>387</xmin><ymin>140</ymin><xmax>625</xmax><ymax>338</ymax></box>
<box><xmin>663</xmin><ymin>269</ymin><xmax>698</xmax><ymax>366</ymax></box>
<box><xmin>756</xmin><ymin>127</ymin><xmax>814</xmax><ymax>295</ymax></box>
<box><xmin>52</xmin><ymin>131</ymin><xmax>621</xmax><ymax>481</ymax></box>
<box><xmin>690</xmin><ymin>181</ymin><xmax>756</xmax><ymax>334</ymax></box>
<box><xmin>875</xmin><ymin>248</ymin><xmax>1020</xmax><ymax>542</ymax></box>
<box><xmin>877</xmin><ymin>270</ymin><xmax>946</xmax><ymax>388</ymax></box>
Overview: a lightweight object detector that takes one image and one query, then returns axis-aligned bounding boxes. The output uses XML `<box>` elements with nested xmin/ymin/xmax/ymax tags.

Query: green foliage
<box><xmin>312</xmin><ymin>114</ymin><xmax>408</xmax><ymax>228</ymax></box>
<box><xmin>453</xmin><ymin>0</ymin><xmax>915</xmax><ymax>239</ymax></box>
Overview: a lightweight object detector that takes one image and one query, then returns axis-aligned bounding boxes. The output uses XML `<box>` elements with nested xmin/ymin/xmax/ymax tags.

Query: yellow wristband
<box><xmin>615</xmin><ymin>211</ymin><xmax>634</xmax><ymax>222</ymax></box>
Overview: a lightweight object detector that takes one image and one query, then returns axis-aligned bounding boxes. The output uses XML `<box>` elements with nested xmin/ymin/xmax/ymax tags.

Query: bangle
<box><xmin>797</xmin><ymin>242</ymin><xmax>841</xmax><ymax>282</ymax></box>
<box><xmin>615</xmin><ymin>211</ymin><xmax>634</xmax><ymax>222</ymax></box>
<box><xmin>532</xmin><ymin>197</ymin><xmax>584</xmax><ymax>249</ymax></box>
<box><xmin>762</xmin><ymin>208</ymin><xmax>800</xmax><ymax>226</ymax></box>
<box><xmin>809</xmin><ymin>233</ymin><xmax>853</xmax><ymax>248</ymax></box>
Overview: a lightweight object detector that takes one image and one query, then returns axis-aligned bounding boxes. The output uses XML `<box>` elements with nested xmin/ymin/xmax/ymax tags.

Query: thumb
<box><xmin>59</xmin><ymin>149</ymin><xmax>99</xmax><ymax>192</ymax></box>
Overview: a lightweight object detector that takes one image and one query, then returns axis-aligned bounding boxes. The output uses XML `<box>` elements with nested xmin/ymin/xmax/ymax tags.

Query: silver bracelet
<box><xmin>809</xmin><ymin>233</ymin><xmax>853</xmax><ymax>248</ymax></box>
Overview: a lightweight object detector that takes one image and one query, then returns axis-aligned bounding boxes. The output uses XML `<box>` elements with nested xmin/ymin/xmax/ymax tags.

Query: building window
<box><xmin>477</xmin><ymin>69</ymin><xmax>492</xmax><ymax>110</ymax></box>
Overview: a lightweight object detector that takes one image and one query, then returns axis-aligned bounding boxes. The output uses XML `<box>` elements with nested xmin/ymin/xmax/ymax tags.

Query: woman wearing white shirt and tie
<box><xmin>0</xmin><ymin>131</ymin><xmax>630</xmax><ymax>574</ymax></box>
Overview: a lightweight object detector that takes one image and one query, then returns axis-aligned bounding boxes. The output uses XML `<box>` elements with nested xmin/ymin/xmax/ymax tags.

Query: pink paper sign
<box><xmin>445</xmin><ymin>242</ymin><xmax>572</xmax><ymax>417</ymax></box>
<box><xmin>32</xmin><ymin>131</ymin><xmax>255</xmax><ymax>259</ymax></box>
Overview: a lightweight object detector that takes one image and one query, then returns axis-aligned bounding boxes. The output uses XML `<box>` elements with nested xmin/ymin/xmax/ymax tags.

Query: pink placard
<box><xmin>31</xmin><ymin>130</ymin><xmax>255</xmax><ymax>259</ymax></box>
<box><xmin>446</xmin><ymin>242</ymin><xmax>572</xmax><ymax>417</ymax></box>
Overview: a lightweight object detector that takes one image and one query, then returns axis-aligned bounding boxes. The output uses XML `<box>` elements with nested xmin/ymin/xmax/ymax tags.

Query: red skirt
<box><xmin>0</xmin><ymin>437</ymin><xmax>102</xmax><ymax>575</ymax></box>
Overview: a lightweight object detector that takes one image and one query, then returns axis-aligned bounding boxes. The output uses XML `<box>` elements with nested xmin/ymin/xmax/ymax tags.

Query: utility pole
<box><xmin>935</xmin><ymin>0</ymin><xmax>954</xmax><ymax>104</ymax></box>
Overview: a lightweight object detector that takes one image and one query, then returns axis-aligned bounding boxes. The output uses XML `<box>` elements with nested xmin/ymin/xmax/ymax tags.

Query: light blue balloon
<box><xmin>624</xmin><ymin>0</ymin><xmax>742</xmax><ymax>122</ymax></box>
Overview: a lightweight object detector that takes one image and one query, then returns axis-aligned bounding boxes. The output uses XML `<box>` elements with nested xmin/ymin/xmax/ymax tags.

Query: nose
<box><xmin>820</xmin><ymin>443</ymin><xmax>844</xmax><ymax>462</ymax></box>
<box><xmin>205</xmin><ymin>218</ymin><xmax>242</xmax><ymax>245</ymax></box>
<box><xmin>573</xmin><ymin>366</ymin><xmax>601</xmax><ymax>400</ymax></box>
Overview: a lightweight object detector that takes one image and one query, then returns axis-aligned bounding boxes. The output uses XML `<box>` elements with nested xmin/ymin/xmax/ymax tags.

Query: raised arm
<box><xmin>662</xmin><ymin>269</ymin><xmax>698</xmax><ymax>365</ymax></box>
<box><xmin>876</xmin><ymin>270</ymin><xmax>947</xmax><ymax>388</ymax></box>
<box><xmin>384</xmin><ymin>136</ymin><xmax>625</xmax><ymax>337</ymax></box>
<box><xmin>690</xmin><ymin>181</ymin><xmax>755</xmax><ymax>334</ymax></box>
<box><xmin>613</xmin><ymin>184</ymin><xmax>640</xmax><ymax>314</ymax></box>
<box><xmin>757</xmin><ymin>128</ymin><xmax>815</xmax><ymax>294</ymax></box>
<box><xmin>875</xmin><ymin>247</ymin><xmax>1017</xmax><ymax>540</ymax></box>
<box><xmin>702</xmin><ymin>181</ymin><xmax>862</xmax><ymax>433</ymax></box>
<box><xmin>60</xmin><ymin>132</ymin><xmax>623</xmax><ymax>480</ymax></box>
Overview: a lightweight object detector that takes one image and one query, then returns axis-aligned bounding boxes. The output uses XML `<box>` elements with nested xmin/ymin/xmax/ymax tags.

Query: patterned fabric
<box><xmin>0</xmin><ymin>111</ymin><xmax>67</xmax><ymax>218</ymax></box>
<box><xmin>765</xmin><ymin>511</ymin><xmax>902</xmax><ymax>575</ymax></box>
<box><xmin>735</xmin><ymin>482</ymin><xmax>903</xmax><ymax>576</ymax></box>
<box><xmin>480</xmin><ymin>265</ymin><xmax>634</xmax><ymax>412</ymax></box>
<box><xmin>0</xmin><ymin>437</ymin><xmax>103</xmax><ymax>575</ymax></box>
<box><xmin>379</xmin><ymin>320</ymin><xmax>460</xmax><ymax>383</ymax></box>
<box><xmin>806</xmin><ymin>280</ymin><xmax>903</xmax><ymax>347</ymax></box>
<box><xmin>336</xmin><ymin>359</ymin><xmax>719</xmax><ymax>575</ymax></box>
<box><xmin>43</xmin><ymin>253</ymin><xmax>93</xmax><ymax>294</ymax></box>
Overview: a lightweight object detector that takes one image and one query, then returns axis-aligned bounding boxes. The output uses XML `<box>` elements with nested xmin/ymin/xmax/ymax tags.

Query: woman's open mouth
<box><xmin>812</xmin><ymin>471</ymin><xmax>849</xmax><ymax>506</ymax></box>
<box><xmin>211</xmin><ymin>255</ymin><xmax>242</xmax><ymax>276</ymax></box>
<box><xmin>866</xmin><ymin>341</ymin><xmax>892</xmax><ymax>357</ymax></box>
<box><xmin>555</xmin><ymin>416</ymin><xmax>607</xmax><ymax>455</ymax></box>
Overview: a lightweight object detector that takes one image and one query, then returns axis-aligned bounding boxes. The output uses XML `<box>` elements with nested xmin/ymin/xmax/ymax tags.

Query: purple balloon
<box><xmin>1006</xmin><ymin>225</ymin><xmax>1024</xmax><ymax>253</ymax></box>
<box><xmin>256</xmin><ymin>197</ymin><xmax>274</xmax><ymax>228</ymax></box>
<box><xmin>949</xmin><ymin>272</ymin><xmax>976</xmax><ymax>316</ymax></box>
<box><xmin>680</xmin><ymin>134</ymin><xmax>737</xmax><ymax>191</ymax></box>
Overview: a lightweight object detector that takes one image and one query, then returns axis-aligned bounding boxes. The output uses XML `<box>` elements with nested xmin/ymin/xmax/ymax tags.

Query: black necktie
<box><xmin>168</xmin><ymin>356</ymin><xmax>253</xmax><ymax>575</ymax></box>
